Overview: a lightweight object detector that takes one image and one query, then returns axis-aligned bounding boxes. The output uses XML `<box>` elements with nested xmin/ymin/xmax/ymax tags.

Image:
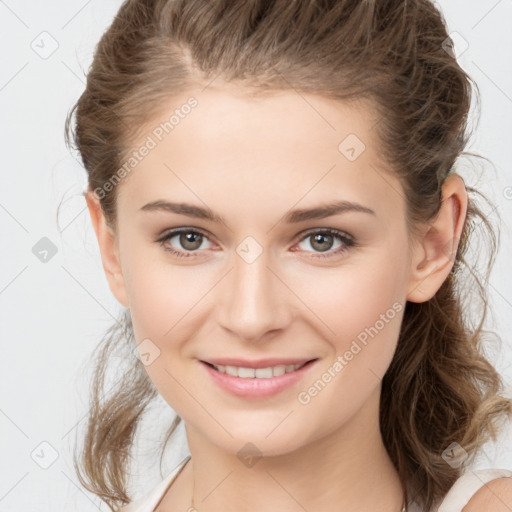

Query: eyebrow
<box><xmin>140</xmin><ymin>199</ymin><xmax>376</xmax><ymax>223</ymax></box>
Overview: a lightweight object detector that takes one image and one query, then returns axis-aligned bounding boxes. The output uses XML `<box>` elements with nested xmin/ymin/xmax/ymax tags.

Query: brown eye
<box><xmin>179</xmin><ymin>231</ymin><xmax>204</xmax><ymax>251</ymax></box>
<box><xmin>294</xmin><ymin>229</ymin><xmax>355</xmax><ymax>259</ymax></box>
<box><xmin>157</xmin><ymin>228</ymin><xmax>213</xmax><ymax>258</ymax></box>
<box><xmin>309</xmin><ymin>233</ymin><xmax>334</xmax><ymax>252</ymax></box>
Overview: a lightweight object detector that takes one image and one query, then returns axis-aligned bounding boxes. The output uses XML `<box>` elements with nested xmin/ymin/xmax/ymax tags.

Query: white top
<box><xmin>121</xmin><ymin>456</ymin><xmax>512</xmax><ymax>512</ymax></box>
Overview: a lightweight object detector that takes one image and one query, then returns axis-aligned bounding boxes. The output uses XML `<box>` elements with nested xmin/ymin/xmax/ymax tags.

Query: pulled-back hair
<box><xmin>65</xmin><ymin>1</ymin><xmax>512</xmax><ymax>510</ymax></box>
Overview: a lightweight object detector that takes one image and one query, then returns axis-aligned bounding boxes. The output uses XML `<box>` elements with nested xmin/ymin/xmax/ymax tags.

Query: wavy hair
<box><xmin>64</xmin><ymin>1</ymin><xmax>512</xmax><ymax>510</ymax></box>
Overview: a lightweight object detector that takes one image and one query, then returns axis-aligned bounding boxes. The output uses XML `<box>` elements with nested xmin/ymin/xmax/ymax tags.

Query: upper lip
<box><xmin>200</xmin><ymin>357</ymin><xmax>317</xmax><ymax>369</ymax></box>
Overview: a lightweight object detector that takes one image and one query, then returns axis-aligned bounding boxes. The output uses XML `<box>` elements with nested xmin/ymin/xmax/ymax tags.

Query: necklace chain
<box><xmin>190</xmin><ymin>460</ymin><xmax>406</xmax><ymax>512</ymax></box>
<box><xmin>191</xmin><ymin>466</ymin><xmax>195</xmax><ymax>510</ymax></box>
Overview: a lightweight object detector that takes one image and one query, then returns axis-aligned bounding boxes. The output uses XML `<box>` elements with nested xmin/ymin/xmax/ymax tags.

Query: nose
<box><xmin>217</xmin><ymin>245</ymin><xmax>293</xmax><ymax>343</ymax></box>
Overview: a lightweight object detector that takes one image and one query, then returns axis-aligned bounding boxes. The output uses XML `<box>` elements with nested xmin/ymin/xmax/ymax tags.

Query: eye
<box><xmin>156</xmin><ymin>228</ymin><xmax>214</xmax><ymax>258</ymax></box>
<box><xmin>293</xmin><ymin>228</ymin><xmax>355</xmax><ymax>259</ymax></box>
<box><xmin>156</xmin><ymin>227</ymin><xmax>356</xmax><ymax>260</ymax></box>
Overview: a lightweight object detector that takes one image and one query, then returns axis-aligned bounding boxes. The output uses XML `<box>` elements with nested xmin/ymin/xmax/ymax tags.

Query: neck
<box><xmin>181</xmin><ymin>387</ymin><xmax>404</xmax><ymax>512</ymax></box>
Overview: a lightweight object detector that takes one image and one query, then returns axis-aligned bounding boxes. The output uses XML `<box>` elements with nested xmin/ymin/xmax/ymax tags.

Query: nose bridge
<box><xmin>218</xmin><ymin>238</ymin><xmax>290</xmax><ymax>342</ymax></box>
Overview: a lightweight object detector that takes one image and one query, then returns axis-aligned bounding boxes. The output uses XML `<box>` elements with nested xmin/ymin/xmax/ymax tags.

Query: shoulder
<box><xmin>462</xmin><ymin>477</ymin><xmax>512</xmax><ymax>512</ymax></box>
<box><xmin>115</xmin><ymin>456</ymin><xmax>191</xmax><ymax>512</ymax></box>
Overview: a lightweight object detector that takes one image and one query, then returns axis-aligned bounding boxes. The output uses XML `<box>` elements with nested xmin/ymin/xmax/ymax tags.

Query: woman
<box><xmin>65</xmin><ymin>1</ymin><xmax>512</xmax><ymax>510</ymax></box>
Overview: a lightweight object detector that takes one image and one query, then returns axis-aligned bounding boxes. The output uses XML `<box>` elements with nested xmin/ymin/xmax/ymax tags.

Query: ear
<box><xmin>406</xmin><ymin>173</ymin><xmax>468</xmax><ymax>303</ymax></box>
<box><xmin>85</xmin><ymin>190</ymin><xmax>130</xmax><ymax>308</ymax></box>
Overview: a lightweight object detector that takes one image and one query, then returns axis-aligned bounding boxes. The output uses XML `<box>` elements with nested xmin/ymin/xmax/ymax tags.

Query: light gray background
<box><xmin>1</xmin><ymin>1</ymin><xmax>511</xmax><ymax>510</ymax></box>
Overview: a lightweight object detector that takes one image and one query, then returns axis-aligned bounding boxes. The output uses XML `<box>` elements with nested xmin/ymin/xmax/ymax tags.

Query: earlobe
<box><xmin>406</xmin><ymin>174</ymin><xmax>468</xmax><ymax>303</ymax></box>
<box><xmin>85</xmin><ymin>190</ymin><xmax>130</xmax><ymax>308</ymax></box>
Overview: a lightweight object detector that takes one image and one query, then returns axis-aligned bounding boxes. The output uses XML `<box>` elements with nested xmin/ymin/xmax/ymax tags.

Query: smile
<box><xmin>199</xmin><ymin>359</ymin><xmax>318</xmax><ymax>399</ymax></box>
<box><xmin>208</xmin><ymin>362</ymin><xmax>308</xmax><ymax>378</ymax></box>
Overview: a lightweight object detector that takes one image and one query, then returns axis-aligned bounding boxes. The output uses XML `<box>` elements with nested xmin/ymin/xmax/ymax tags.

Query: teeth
<box><xmin>212</xmin><ymin>362</ymin><xmax>306</xmax><ymax>378</ymax></box>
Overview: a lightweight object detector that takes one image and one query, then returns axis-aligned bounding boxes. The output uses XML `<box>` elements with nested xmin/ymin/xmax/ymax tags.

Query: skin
<box><xmin>86</xmin><ymin>83</ymin><xmax>468</xmax><ymax>512</ymax></box>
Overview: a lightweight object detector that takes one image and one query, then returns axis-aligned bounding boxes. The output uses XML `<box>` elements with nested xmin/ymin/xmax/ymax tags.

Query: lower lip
<box><xmin>199</xmin><ymin>360</ymin><xmax>318</xmax><ymax>399</ymax></box>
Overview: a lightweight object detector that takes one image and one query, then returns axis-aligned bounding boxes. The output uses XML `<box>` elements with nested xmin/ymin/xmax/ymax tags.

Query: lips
<box><xmin>200</xmin><ymin>357</ymin><xmax>316</xmax><ymax>369</ymax></box>
<box><xmin>198</xmin><ymin>357</ymin><xmax>319</xmax><ymax>399</ymax></box>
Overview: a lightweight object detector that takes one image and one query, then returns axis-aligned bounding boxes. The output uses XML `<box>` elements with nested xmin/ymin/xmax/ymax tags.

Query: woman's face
<box><xmin>101</xmin><ymin>85</ymin><xmax>421</xmax><ymax>456</ymax></box>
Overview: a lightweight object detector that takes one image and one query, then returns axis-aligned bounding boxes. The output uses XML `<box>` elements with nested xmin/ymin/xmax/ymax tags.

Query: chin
<box><xmin>203</xmin><ymin>425</ymin><xmax>312</xmax><ymax>460</ymax></box>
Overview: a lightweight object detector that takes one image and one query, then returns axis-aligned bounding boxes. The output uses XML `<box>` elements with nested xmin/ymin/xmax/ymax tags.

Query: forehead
<box><xmin>118</xmin><ymin>86</ymin><xmax>405</xmax><ymax>225</ymax></box>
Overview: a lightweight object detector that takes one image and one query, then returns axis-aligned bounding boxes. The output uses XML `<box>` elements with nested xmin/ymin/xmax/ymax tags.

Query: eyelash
<box><xmin>156</xmin><ymin>227</ymin><xmax>356</xmax><ymax>260</ymax></box>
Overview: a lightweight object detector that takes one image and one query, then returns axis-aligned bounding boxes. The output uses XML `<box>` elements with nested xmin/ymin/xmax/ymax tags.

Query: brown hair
<box><xmin>64</xmin><ymin>1</ymin><xmax>512</xmax><ymax>511</ymax></box>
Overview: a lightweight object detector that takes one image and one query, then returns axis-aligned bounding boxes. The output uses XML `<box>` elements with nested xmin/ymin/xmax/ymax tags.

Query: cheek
<box><xmin>124</xmin><ymin>256</ymin><xmax>212</xmax><ymax>414</ymax></box>
<box><xmin>290</xmin><ymin>257</ymin><xmax>406</xmax><ymax>434</ymax></box>
<box><xmin>296</xmin><ymin>256</ymin><xmax>405</xmax><ymax>334</ymax></box>
<box><xmin>121</xmin><ymin>234</ymin><xmax>209</xmax><ymax>339</ymax></box>
<box><xmin>288</xmin><ymin>250</ymin><xmax>408</xmax><ymax>380</ymax></box>
<box><xmin>122</xmin><ymin>247</ymin><xmax>216</xmax><ymax>389</ymax></box>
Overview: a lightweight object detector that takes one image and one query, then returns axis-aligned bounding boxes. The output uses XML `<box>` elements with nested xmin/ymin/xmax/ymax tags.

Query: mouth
<box><xmin>202</xmin><ymin>359</ymin><xmax>317</xmax><ymax>378</ymax></box>
<box><xmin>199</xmin><ymin>358</ymin><xmax>319</xmax><ymax>399</ymax></box>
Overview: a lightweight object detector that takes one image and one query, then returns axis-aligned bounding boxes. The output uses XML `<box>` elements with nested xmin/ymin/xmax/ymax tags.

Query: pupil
<box><xmin>313</xmin><ymin>234</ymin><xmax>332</xmax><ymax>252</ymax></box>
<box><xmin>181</xmin><ymin>232</ymin><xmax>202</xmax><ymax>250</ymax></box>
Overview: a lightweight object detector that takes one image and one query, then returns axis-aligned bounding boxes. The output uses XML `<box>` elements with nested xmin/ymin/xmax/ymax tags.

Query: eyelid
<box><xmin>292</xmin><ymin>227</ymin><xmax>354</xmax><ymax>244</ymax></box>
<box><xmin>156</xmin><ymin>226</ymin><xmax>218</xmax><ymax>251</ymax></box>
<box><xmin>157</xmin><ymin>226</ymin><xmax>215</xmax><ymax>244</ymax></box>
